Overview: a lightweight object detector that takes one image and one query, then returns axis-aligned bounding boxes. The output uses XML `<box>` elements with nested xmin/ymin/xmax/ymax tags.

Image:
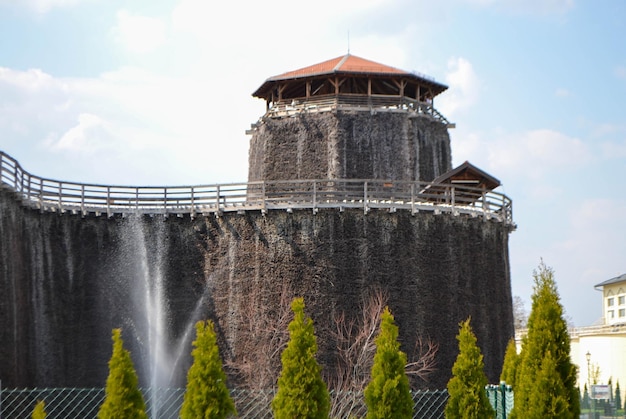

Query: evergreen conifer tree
<box><xmin>509</xmin><ymin>262</ymin><xmax>579</xmax><ymax>418</ymax></box>
<box><xmin>180</xmin><ymin>320</ymin><xmax>236</xmax><ymax>419</ymax></box>
<box><xmin>31</xmin><ymin>400</ymin><xmax>46</xmax><ymax>419</ymax></box>
<box><xmin>97</xmin><ymin>329</ymin><xmax>147</xmax><ymax>419</ymax></box>
<box><xmin>615</xmin><ymin>381</ymin><xmax>622</xmax><ymax>413</ymax></box>
<box><xmin>582</xmin><ymin>384</ymin><xmax>590</xmax><ymax>410</ymax></box>
<box><xmin>364</xmin><ymin>307</ymin><xmax>413</xmax><ymax>419</ymax></box>
<box><xmin>445</xmin><ymin>318</ymin><xmax>494</xmax><ymax>419</ymax></box>
<box><xmin>526</xmin><ymin>350</ymin><xmax>569</xmax><ymax>417</ymax></box>
<box><xmin>500</xmin><ymin>338</ymin><xmax>519</xmax><ymax>387</ymax></box>
<box><xmin>272</xmin><ymin>297</ymin><xmax>330</xmax><ymax>419</ymax></box>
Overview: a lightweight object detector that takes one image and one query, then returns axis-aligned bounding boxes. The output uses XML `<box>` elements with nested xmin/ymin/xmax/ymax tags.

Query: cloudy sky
<box><xmin>1</xmin><ymin>0</ymin><xmax>625</xmax><ymax>326</ymax></box>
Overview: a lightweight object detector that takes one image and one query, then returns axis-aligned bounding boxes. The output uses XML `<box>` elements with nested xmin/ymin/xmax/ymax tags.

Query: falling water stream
<box><xmin>122</xmin><ymin>214</ymin><xmax>207</xmax><ymax>419</ymax></box>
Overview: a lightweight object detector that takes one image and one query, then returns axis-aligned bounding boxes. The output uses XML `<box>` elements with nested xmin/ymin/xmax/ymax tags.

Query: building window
<box><xmin>620</xmin><ymin>309</ymin><xmax>626</xmax><ymax>318</ymax></box>
<box><xmin>619</xmin><ymin>296</ymin><xmax>625</xmax><ymax>305</ymax></box>
<box><xmin>608</xmin><ymin>297</ymin><xmax>615</xmax><ymax>307</ymax></box>
<box><xmin>609</xmin><ymin>310</ymin><xmax>615</xmax><ymax>318</ymax></box>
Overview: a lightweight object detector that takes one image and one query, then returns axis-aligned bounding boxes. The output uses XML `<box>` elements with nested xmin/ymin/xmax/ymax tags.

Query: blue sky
<box><xmin>1</xmin><ymin>0</ymin><xmax>625</xmax><ymax>327</ymax></box>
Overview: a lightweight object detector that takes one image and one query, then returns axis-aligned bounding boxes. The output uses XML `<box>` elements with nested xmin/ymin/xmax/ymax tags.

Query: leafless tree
<box><xmin>225</xmin><ymin>280</ymin><xmax>294</xmax><ymax>389</ymax></box>
<box><xmin>326</xmin><ymin>288</ymin><xmax>438</xmax><ymax>417</ymax></box>
<box><xmin>513</xmin><ymin>295</ymin><xmax>528</xmax><ymax>330</ymax></box>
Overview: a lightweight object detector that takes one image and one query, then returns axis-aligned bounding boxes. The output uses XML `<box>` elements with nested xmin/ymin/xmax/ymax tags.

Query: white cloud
<box><xmin>0</xmin><ymin>65</ymin><xmax>255</xmax><ymax>185</ymax></box>
<box><xmin>601</xmin><ymin>140</ymin><xmax>626</xmax><ymax>159</ymax></box>
<box><xmin>113</xmin><ymin>10</ymin><xmax>167</xmax><ymax>54</ymax></box>
<box><xmin>487</xmin><ymin>129</ymin><xmax>589</xmax><ymax>178</ymax></box>
<box><xmin>438</xmin><ymin>57</ymin><xmax>480</xmax><ymax>117</ymax></box>
<box><xmin>463</xmin><ymin>0</ymin><xmax>574</xmax><ymax>15</ymax></box>
<box><xmin>48</xmin><ymin>113</ymin><xmax>112</xmax><ymax>153</ymax></box>
<box><xmin>0</xmin><ymin>0</ymin><xmax>93</xmax><ymax>14</ymax></box>
<box><xmin>553</xmin><ymin>198</ymin><xmax>626</xmax><ymax>285</ymax></box>
<box><xmin>0</xmin><ymin>67</ymin><xmax>57</xmax><ymax>91</ymax></box>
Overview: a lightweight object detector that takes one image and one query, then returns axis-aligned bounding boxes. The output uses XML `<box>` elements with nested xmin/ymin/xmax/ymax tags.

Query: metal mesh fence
<box><xmin>0</xmin><ymin>387</ymin><xmax>449</xmax><ymax>419</ymax></box>
<box><xmin>486</xmin><ymin>384</ymin><xmax>514</xmax><ymax>419</ymax></box>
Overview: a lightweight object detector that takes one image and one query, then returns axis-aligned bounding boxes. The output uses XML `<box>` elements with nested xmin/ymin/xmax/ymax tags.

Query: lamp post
<box><xmin>586</xmin><ymin>351</ymin><xmax>593</xmax><ymax>419</ymax></box>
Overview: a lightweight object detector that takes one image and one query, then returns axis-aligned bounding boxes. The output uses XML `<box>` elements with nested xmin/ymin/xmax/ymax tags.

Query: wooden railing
<box><xmin>264</xmin><ymin>94</ymin><xmax>455</xmax><ymax>127</ymax></box>
<box><xmin>0</xmin><ymin>151</ymin><xmax>513</xmax><ymax>225</ymax></box>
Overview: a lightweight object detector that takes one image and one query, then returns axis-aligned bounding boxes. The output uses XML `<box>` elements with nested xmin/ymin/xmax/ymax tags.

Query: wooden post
<box><xmin>261</xmin><ymin>182</ymin><xmax>266</xmax><ymax>212</ymax></box>
<box><xmin>191</xmin><ymin>186</ymin><xmax>195</xmax><ymax>219</ymax></box>
<box><xmin>81</xmin><ymin>184</ymin><xmax>85</xmax><ymax>216</ymax></box>
<box><xmin>163</xmin><ymin>187</ymin><xmax>167</xmax><ymax>214</ymax></box>
<box><xmin>363</xmin><ymin>181</ymin><xmax>368</xmax><ymax>213</ymax></box>
<box><xmin>312</xmin><ymin>180</ymin><xmax>317</xmax><ymax>213</ymax></box>
<box><xmin>108</xmin><ymin>186</ymin><xmax>112</xmax><ymax>217</ymax></box>
<box><xmin>58</xmin><ymin>182</ymin><xmax>63</xmax><ymax>211</ymax></box>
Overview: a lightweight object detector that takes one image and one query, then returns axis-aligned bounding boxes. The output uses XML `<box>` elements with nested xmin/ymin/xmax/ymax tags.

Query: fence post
<box><xmin>191</xmin><ymin>186</ymin><xmax>195</xmax><ymax>218</ymax></box>
<box><xmin>79</xmin><ymin>185</ymin><xmax>84</xmax><ymax>216</ymax></box>
<box><xmin>500</xmin><ymin>382</ymin><xmax>506</xmax><ymax>419</ymax></box>
<box><xmin>163</xmin><ymin>187</ymin><xmax>168</xmax><ymax>215</ymax></box>
<box><xmin>58</xmin><ymin>182</ymin><xmax>63</xmax><ymax>211</ymax></box>
<box><xmin>312</xmin><ymin>181</ymin><xmax>316</xmax><ymax>213</ymax></box>
<box><xmin>363</xmin><ymin>181</ymin><xmax>368</xmax><ymax>213</ymax></box>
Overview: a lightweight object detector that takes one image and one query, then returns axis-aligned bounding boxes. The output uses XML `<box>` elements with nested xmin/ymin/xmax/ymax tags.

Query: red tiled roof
<box><xmin>252</xmin><ymin>53</ymin><xmax>448</xmax><ymax>99</ymax></box>
<box><xmin>269</xmin><ymin>54</ymin><xmax>409</xmax><ymax>81</ymax></box>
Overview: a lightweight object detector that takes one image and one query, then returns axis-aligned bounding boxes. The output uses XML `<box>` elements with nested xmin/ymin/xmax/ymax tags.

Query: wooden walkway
<box><xmin>0</xmin><ymin>152</ymin><xmax>513</xmax><ymax>225</ymax></box>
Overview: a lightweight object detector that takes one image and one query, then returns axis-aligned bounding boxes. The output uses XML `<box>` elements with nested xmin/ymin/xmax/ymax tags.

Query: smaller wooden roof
<box><xmin>431</xmin><ymin>161</ymin><xmax>501</xmax><ymax>191</ymax></box>
<box><xmin>252</xmin><ymin>53</ymin><xmax>448</xmax><ymax>99</ymax></box>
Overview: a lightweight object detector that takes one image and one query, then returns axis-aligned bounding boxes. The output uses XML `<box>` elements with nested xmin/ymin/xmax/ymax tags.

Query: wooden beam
<box><xmin>277</xmin><ymin>84</ymin><xmax>287</xmax><ymax>101</ymax></box>
<box><xmin>394</xmin><ymin>79</ymin><xmax>407</xmax><ymax>97</ymax></box>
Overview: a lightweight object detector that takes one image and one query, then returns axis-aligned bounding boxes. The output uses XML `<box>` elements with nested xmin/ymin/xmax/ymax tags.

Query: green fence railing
<box><xmin>486</xmin><ymin>382</ymin><xmax>514</xmax><ymax>419</ymax></box>
<box><xmin>0</xmin><ymin>387</ymin><xmax>449</xmax><ymax>419</ymax></box>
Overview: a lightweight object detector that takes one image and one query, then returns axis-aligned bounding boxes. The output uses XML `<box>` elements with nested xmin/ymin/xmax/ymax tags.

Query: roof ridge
<box><xmin>334</xmin><ymin>54</ymin><xmax>351</xmax><ymax>71</ymax></box>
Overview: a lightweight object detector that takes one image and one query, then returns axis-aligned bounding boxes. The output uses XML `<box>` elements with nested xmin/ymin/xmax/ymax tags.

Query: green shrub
<box><xmin>510</xmin><ymin>262</ymin><xmax>579</xmax><ymax>418</ymax></box>
<box><xmin>445</xmin><ymin>318</ymin><xmax>494</xmax><ymax>419</ymax></box>
<box><xmin>272</xmin><ymin>297</ymin><xmax>330</xmax><ymax>419</ymax></box>
<box><xmin>97</xmin><ymin>329</ymin><xmax>147</xmax><ymax>419</ymax></box>
<box><xmin>180</xmin><ymin>320</ymin><xmax>236</xmax><ymax>419</ymax></box>
<box><xmin>31</xmin><ymin>400</ymin><xmax>46</xmax><ymax>419</ymax></box>
<box><xmin>364</xmin><ymin>307</ymin><xmax>412</xmax><ymax>419</ymax></box>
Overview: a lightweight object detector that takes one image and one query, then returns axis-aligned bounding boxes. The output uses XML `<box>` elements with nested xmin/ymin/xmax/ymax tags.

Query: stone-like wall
<box><xmin>0</xmin><ymin>188</ymin><xmax>513</xmax><ymax>390</ymax></box>
<box><xmin>0</xmin><ymin>189</ymin><xmax>205</xmax><ymax>388</ymax></box>
<box><xmin>248</xmin><ymin>111</ymin><xmax>452</xmax><ymax>183</ymax></box>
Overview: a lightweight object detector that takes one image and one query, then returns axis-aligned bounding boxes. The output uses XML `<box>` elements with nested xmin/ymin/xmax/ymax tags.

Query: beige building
<box><xmin>570</xmin><ymin>273</ymin><xmax>626</xmax><ymax>403</ymax></box>
<box><xmin>516</xmin><ymin>273</ymin><xmax>626</xmax><ymax>404</ymax></box>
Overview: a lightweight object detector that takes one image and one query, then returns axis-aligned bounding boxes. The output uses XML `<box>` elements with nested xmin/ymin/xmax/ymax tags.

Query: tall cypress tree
<box><xmin>582</xmin><ymin>384</ymin><xmax>590</xmax><ymax>410</ymax></box>
<box><xmin>445</xmin><ymin>318</ymin><xmax>494</xmax><ymax>419</ymax></box>
<box><xmin>180</xmin><ymin>320</ymin><xmax>236</xmax><ymax>419</ymax></box>
<box><xmin>510</xmin><ymin>262</ymin><xmax>579</xmax><ymax>418</ymax></box>
<box><xmin>97</xmin><ymin>329</ymin><xmax>147</xmax><ymax>419</ymax></box>
<box><xmin>500</xmin><ymin>338</ymin><xmax>520</xmax><ymax>387</ymax></box>
<box><xmin>364</xmin><ymin>307</ymin><xmax>413</xmax><ymax>419</ymax></box>
<box><xmin>527</xmin><ymin>350</ymin><xmax>569</xmax><ymax>417</ymax></box>
<box><xmin>272</xmin><ymin>297</ymin><xmax>330</xmax><ymax>419</ymax></box>
<box><xmin>615</xmin><ymin>381</ymin><xmax>622</xmax><ymax>413</ymax></box>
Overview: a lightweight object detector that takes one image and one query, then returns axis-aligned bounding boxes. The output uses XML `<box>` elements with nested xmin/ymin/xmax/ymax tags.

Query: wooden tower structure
<box><xmin>247</xmin><ymin>54</ymin><xmax>455</xmax><ymax>183</ymax></box>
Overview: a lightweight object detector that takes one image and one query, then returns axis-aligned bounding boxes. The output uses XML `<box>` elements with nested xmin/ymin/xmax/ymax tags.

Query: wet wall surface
<box><xmin>0</xmin><ymin>189</ymin><xmax>513</xmax><ymax>390</ymax></box>
<box><xmin>248</xmin><ymin>111</ymin><xmax>452</xmax><ymax>183</ymax></box>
